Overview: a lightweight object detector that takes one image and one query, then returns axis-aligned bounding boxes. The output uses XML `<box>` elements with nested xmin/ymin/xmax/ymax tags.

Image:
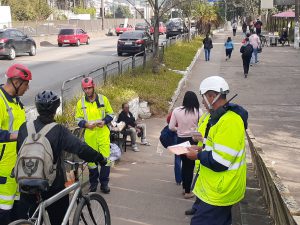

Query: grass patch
<box><xmin>164</xmin><ymin>36</ymin><xmax>203</xmax><ymax>71</ymax></box>
<box><xmin>56</xmin><ymin>64</ymin><xmax>182</xmax><ymax>125</ymax></box>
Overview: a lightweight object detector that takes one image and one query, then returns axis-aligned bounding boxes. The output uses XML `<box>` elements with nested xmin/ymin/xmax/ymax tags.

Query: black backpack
<box><xmin>241</xmin><ymin>44</ymin><xmax>253</xmax><ymax>57</ymax></box>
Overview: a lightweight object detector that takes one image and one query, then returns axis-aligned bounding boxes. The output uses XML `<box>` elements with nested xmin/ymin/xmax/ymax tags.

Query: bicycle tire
<box><xmin>8</xmin><ymin>219</ymin><xmax>34</xmax><ymax>225</ymax></box>
<box><xmin>72</xmin><ymin>192</ymin><xmax>111</xmax><ymax>225</ymax></box>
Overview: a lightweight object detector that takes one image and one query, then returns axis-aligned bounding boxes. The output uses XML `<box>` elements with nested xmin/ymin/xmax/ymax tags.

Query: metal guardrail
<box><xmin>60</xmin><ymin>31</ymin><xmax>197</xmax><ymax>112</ymax></box>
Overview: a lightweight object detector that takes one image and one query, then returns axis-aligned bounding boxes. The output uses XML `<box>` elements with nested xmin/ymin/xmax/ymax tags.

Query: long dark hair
<box><xmin>181</xmin><ymin>91</ymin><xmax>199</xmax><ymax>114</ymax></box>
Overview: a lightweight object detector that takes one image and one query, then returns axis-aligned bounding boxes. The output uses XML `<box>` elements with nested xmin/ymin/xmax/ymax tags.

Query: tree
<box><xmin>115</xmin><ymin>5</ymin><xmax>133</xmax><ymax>18</ymax></box>
<box><xmin>2</xmin><ymin>0</ymin><xmax>52</xmax><ymax>20</ymax></box>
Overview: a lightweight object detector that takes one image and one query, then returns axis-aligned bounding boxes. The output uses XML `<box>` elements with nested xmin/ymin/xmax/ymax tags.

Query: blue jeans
<box><xmin>251</xmin><ymin>47</ymin><xmax>258</xmax><ymax>64</ymax></box>
<box><xmin>89</xmin><ymin>165</ymin><xmax>110</xmax><ymax>188</ymax></box>
<box><xmin>174</xmin><ymin>155</ymin><xmax>182</xmax><ymax>184</ymax></box>
<box><xmin>204</xmin><ymin>49</ymin><xmax>211</xmax><ymax>61</ymax></box>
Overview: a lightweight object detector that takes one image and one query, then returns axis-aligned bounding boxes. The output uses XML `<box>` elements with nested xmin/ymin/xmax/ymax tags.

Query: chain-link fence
<box><xmin>61</xmin><ymin>32</ymin><xmax>196</xmax><ymax>112</ymax></box>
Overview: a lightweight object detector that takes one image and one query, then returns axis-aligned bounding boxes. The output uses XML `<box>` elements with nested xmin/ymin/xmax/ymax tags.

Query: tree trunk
<box><xmin>152</xmin><ymin>4</ymin><xmax>160</xmax><ymax>74</ymax></box>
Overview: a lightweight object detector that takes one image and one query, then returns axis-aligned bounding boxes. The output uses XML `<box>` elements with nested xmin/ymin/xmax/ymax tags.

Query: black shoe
<box><xmin>244</xmin><ymin>73</ymin><xmax>248</xmax><ymax>78</ymax></box>
<box><xmin>185</xmin><ymin>208</ymin><xmax>196</xmax><ymax>215</ymax></box>
<box><xmin>89</xmin><ymin>185</ymin><xmax>97</xmax><ymax>192</ymax></box>
<box><xmin>100</xmin><ymin>185</ymin><xmax>110</xmax><ymax>194</ymax></box>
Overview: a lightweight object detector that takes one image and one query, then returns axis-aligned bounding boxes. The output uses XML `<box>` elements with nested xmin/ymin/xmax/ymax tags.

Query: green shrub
<box><xmin>164</xmin><ymin>36</ymin><xmax>203</xmax><ymax>71</ymax></box>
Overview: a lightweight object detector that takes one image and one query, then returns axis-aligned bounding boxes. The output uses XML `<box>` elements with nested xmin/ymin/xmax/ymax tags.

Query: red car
<box><xmin>150</xmin><ymin>22</ymin><xmax>166</xmax><ymax>35</ymax></box>
<box><xmin>115</xmin><ymin>24</ymin><xmax>135</xmax><ymax>36</ymax></box>
<box><xmin>57</xmin><ymin>28</ymin><xmax>90</xmax><ymax>47</ymax></box>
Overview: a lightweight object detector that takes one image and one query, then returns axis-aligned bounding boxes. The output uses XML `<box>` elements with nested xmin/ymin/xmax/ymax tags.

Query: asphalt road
<box><xmin>0</xmin><ymin>34</ymin><xmax>157</xmax><ymax>106</ymax></box>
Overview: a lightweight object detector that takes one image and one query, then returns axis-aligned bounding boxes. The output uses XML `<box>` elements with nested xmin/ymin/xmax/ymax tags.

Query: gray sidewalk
<box><xmin>101</xmin><ymin>29</ymin><xmax>300</xmax><ymax>225</ymax></box>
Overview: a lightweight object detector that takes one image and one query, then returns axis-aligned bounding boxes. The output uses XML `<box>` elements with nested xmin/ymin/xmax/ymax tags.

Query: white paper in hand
<box><xmin>168</xmin><ymin>141</ymin><xmax>191</xmax><ymax>155</ymax></box>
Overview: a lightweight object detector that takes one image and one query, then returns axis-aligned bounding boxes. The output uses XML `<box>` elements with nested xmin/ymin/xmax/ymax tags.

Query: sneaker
<box><xmin>100</xmin><ymin>185</ymin><xmax>110</xmax><ymax>194</ymax></box>
<box><xmin>132</xmin><ymin>144</ymin><xmax>140</xmax><ymax>152</ymax></box>
<box><xmin>184</xmin><ymin>193</ymin><xmax>195</xmax><ymax>199</ymax></box>
<box><xmin>244</xmin><ymin>73</ymin><xmax>248</xmax><ymax>78</ymax></box>
<box><xmin>185</xmin><ymin>208</ymin><xmax>196</xmax><ymax>215</ymax></box>
<box><xmin>141</xmin><ymin>139</ymin><xmax>151</xmax><ymax>146</ymax></box>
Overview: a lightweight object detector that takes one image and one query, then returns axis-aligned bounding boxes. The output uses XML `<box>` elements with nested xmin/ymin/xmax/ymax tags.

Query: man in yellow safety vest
<box><xmin>0</xmin><ymin>64</ymin><xmax>32</xmax><ymax>224</ymax></box>
<box><xmin>75</xmin><ymin>77</ymin><xmax>114</xmax><ymax>194</ymax></box>
<box><xmin>186</xmin><ymin>76</ymin><xmax>248</xmax><ymax>225</ymax></box>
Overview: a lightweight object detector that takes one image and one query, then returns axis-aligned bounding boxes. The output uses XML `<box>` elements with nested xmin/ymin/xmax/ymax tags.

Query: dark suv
<box><xmin>0</xmin><ymin>28</ymin><xmax>36</xmax><ymax>60</ymax></box>
<box><xmin>166</xmin><ymin>19</ymin><xmax>188</xmax><ymax>39</ymax></box>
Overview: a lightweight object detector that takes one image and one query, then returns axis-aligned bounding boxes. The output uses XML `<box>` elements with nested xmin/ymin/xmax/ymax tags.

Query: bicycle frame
<box><xmin>30</xmin><ymin>181</ymin><xmax>81</xmax><ymax>225</ymax></box>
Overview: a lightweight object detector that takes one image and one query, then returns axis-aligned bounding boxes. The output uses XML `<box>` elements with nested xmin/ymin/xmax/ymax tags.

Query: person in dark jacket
<box><xmin>117</xmin><ymin>102</ymin><xmax>150</xmax><ymax>152</ymax></box>
<box><xmin>242</xmin><ymin>21</ymin><xmax>247</xmax><ymax>35</ymax></box>
<box><xmin>15</xmin><ymin>90</ymin><xmax>107</xmax><ymax>225</ymax></box>
<box><xmin>240</xmin><ymin>38</ymin><xmax>253</xmax><ymax>78</ymax></box>
<box><xmin>202</xmin><ymin>34</ymin><xmax>213</xmax><ymax>61</ymax></box>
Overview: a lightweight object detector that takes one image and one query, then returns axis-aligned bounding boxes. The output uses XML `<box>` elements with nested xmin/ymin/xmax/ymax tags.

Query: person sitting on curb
<box><xmin>117</xmin><ymin>103</ymin><xmax>150</xmax><ymax>152</ymax></box>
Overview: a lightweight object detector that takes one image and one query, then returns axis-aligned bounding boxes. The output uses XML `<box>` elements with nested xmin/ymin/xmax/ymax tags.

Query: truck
<box><xmin>0</xmin><ymin>6</ymin><xmax>12</xmax><ymax>29</ymax></box>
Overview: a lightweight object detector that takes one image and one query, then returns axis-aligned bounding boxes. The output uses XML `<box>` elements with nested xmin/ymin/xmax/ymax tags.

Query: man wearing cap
<box><xmin>186</xmin><ymin>76</ymin><xmax>248</xmax><ymax>225</ymax></box>
<box><xmin>75</xmin><ymin>77</ymin><xmax>114</xmax><ymax>194</ymax></box>
<box><xmin>0</xmin><ymin>64</ymin><xmax>32</xmax><ymax>223</ymax></box>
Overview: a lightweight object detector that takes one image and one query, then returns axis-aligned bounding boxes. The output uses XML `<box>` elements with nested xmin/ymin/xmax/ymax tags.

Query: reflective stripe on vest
<box><xmin>81</xmin><ymin>94</ymin><xmax>106</xmax><ymax>121</ymax></box>
<box><xmin>0</xmin><ymin>92</ymin><xmax>14</xmax><ymax>133</ymax></box>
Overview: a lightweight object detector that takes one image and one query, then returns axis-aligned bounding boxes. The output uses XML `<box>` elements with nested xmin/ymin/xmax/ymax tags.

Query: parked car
<box><xmin>115</xmin><ymin>24</ymin><xmax>134</xmax><ymax>36</ymax></box>
<box><xmin>0</xmin><ymin>28</ymin><xmax>36</xmax><ymax>60</ymax></box>
<box><xmin>166</xmin><ymin>18</ymin><xmax>188</xmax><ymax>39</ymax></box>
<box><xmin>117</xmin><ymin>31</ymin><xmax>153</xmax><ymax>56</ymax></box>
<box><xmin>135</xmin><ymin>22</ymin><xmax>149</xmax><ymax>32</ymax></box>
<box><xmin>57</xmin><ymin>28</ymin><xmax>89</xmax><ymax>47</ymax></box>
<box><xmin>150</xmin><ymin>22</ymin><xmax>166</xmax><ymax>35</ymax></box>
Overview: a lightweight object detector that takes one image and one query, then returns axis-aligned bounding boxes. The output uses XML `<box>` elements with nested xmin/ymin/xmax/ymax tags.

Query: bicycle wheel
<box><xmin>73</xmin><ymin>192</ymin><xmax>111</xmax><ymax>225</ymax></box>
<box><xmin>8</xmin><ymin>219</ymin><xmax>34</xmax><ymax>225</ymax></box>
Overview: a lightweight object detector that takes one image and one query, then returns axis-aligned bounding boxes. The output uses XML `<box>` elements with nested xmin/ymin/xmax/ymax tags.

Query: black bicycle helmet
<box><xmin>35</xmin><ymin>90</ymin><xmax>60</xmax><ymax>115</ymax></box>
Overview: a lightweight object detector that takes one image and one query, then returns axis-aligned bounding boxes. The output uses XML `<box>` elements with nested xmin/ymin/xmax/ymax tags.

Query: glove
<box><xmin>99</xmin><ymin>157</ymin><xmax>107</xmax><ymax>167</ymax></box>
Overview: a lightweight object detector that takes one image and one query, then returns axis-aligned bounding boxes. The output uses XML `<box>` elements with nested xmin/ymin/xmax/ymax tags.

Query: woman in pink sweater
<box><xmin>169</xmin><ymin>91</ymin><xmax>203</xmax><ymax>199</ymax></box>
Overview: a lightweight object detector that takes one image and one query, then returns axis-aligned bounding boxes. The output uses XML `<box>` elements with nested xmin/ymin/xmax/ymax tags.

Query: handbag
<box><xmin>257</xmin><ymin>46</ymin><xmax>262</xmax><ymax>53</ymax></box>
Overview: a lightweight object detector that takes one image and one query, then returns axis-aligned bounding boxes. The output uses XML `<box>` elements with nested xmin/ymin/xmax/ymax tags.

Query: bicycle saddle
<box><xmin>19</xmin><ymin>179</ymin><xmax>49</xmax><ymax>194</ymax></box>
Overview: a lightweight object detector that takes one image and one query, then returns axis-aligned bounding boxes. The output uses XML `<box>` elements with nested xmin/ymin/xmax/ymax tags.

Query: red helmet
<box><xmin>81</xmin><ymin>77</ymin><xmax>95</xmax><ymax>89</ymax></box>
<box><xmin>6</xmin><ymin>64</ymin><xmax>32</xmax><ymax>81</ymax></box>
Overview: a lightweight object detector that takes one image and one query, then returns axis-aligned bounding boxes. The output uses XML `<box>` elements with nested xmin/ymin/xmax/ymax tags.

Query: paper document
<box><xmin>168</xmin><ymin>141</ymin><xmax>191</xmax><ymax>155</ymax></box>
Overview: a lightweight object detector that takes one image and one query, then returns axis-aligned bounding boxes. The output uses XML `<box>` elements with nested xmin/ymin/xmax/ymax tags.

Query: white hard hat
<box><xmin>199</xmin><ymin>76</ymin><xmax>230</xmax><ymax>95</ymax></box>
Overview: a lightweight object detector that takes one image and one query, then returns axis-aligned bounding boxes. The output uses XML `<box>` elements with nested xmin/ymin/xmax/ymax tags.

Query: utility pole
<box><xmin>294</xmin><ymin>0</ymin><xmax>299</xmax><ymax>49</ymax></box>
<box><xmin>101</xmin><ymin>0</ymin><xmax>104</xmax><ymax>30</ymax></box>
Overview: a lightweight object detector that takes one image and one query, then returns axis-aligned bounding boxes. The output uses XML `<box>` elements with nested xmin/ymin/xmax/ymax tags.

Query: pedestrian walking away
<box><xmin>0</xmin><ymin>64</ymin><xmax>31</xmax><ymax>224</ymax></box>
<box><xmin>240</xmin><ymin>38</ymin><xmax>253</xmax><ymax>78</ymax></box>
<box><xmin>203</xmin><ymin>34</ymin><xmax>213</xmax><ymax>61</ymax></box>
<box><xmin>232</xmin><ymin>20</ymin><xmax>237</xmax><ymax>36</ymax></box>
<box><xmin>186</xmin><ymin>76</ymin><xmax>248</xmax><ymax>225</ymax></box>
<box><xmin>75</xmin><ymin>77</ymin><xmax>114</xmax><ymax>194</ymax></box>
<box><xmin>224</xmin><ymin>37</ymin><xmax>234</xmax><ymax>61</ymax></box>
<box><xmin>169</xmin><ymin>91</ymin><xmax>203</xmax><ymax>199</ymax></box>
<box><xmin>15</xmin><ymin>90</ymin><xmax>107</xmax><ymax>225</ymax></box>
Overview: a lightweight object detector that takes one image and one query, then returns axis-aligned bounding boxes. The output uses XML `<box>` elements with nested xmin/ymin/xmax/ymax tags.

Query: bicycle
<box><xmin>9</xmin><ymin>160</ymin><xmax>111</xmax><ymax>225</ymax></box>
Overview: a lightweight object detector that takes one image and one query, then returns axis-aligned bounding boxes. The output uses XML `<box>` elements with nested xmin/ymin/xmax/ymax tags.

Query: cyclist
<box><xmin>0</xmin><ymin>64</ymin><xmax>31</xmax><ymax>224</ymax></box>
<box><xmin>15</xmin><ymin>90</ymin><xmax>107</xmax><ymax>225</ymax></box>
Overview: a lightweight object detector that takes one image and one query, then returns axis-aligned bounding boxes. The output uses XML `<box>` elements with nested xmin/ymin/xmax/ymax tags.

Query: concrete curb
<box><xmin>247</xmin><ymin>128</ymin><xmax>300</xmax><ymax>225</ymax></box>
<box><xmin>168</xmin><ymin>45</ymin><xmax>203</xmax><ymax>111</ymax></box>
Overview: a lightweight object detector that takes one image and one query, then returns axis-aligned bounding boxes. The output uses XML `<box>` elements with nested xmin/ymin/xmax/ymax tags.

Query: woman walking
<box><xmin>240</xmin><ymin>37</ymin><xmax>253</xmax><ymax>78</ymax></box>
<box><xmin>224</xmin><ymin>37</ymin><xmax>234</xmax><ymax>60</ymax></box>
<box><xmin>169</xmin><ymin>91</ymin><xmax>202</xmax><ymax>199</ymax></box>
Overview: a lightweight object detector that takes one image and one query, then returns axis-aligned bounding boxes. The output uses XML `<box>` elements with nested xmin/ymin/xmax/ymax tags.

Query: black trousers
<box><xmin>242</xmin><ymin>56</ymin><xmax>251</xmax><ymax>74</ymax></box>
<box><xmin>232</xmin><ymin>29</ymin><xmax>237</xmax><ymax>36</ymax></box>
<box><xmin>177</xmin><ymin>137</ymin><xmax>196</xmax><ymax>193</ymax></box>
<box><xmin>225</xmin><ymin>49</ymin><xmax>233</xmax><ymax>58</ymax></box>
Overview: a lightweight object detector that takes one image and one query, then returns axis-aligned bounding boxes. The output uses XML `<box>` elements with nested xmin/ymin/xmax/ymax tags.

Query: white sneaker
<box><xmin>141</xmin><ymin>139</ymin><xmax>151</xmax><ymax>146</ymax></box>
<box><xmin>132</xmin><ymin>144</ymin><xmax>140</xmax><ymax>152</ymax></box>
